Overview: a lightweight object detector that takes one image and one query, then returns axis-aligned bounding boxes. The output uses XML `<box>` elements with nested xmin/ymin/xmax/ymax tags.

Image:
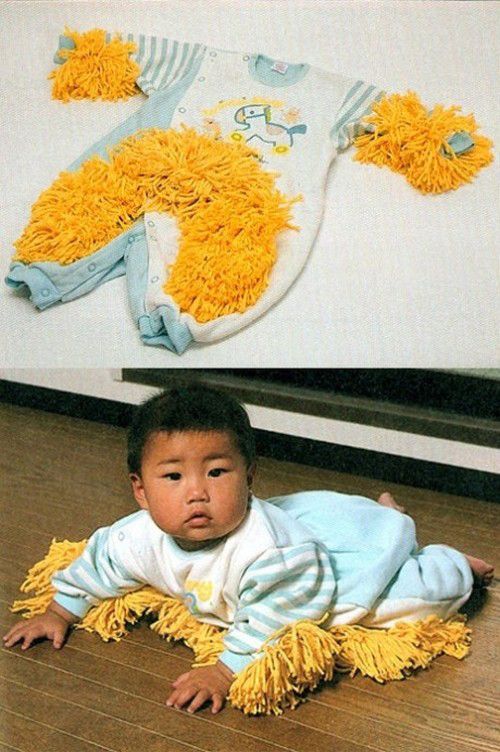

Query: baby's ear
<box><xmin>130</xmin><ymin>473</ymin><xmax>149</xmax><ymax>510</ymax></box>
<box><xmin>247</xmin><ymin>463</ymin><xmax>256</xmax><ymax>488</ymax></box>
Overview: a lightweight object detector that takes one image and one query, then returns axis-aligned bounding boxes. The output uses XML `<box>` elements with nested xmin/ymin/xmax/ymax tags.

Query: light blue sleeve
<box><xmin>51</xmin><ymin>519</ymin><xmax>144</xmax><ymax>619</ymax></box>
<box><xmin>218</xmin><ymin>542</ymin><xmax>336</xmax><ymax>674</ymax></box>
<box><xmin>330</xmin><ymin>79</ymin><xmax>386</xmax><ymax>150</ymax></box>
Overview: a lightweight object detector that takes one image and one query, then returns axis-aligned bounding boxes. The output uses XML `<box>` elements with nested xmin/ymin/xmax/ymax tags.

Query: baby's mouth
<box><xmin>186</xmin><ymin>511</ymin><xmax>211</xmax><ymax>527</ymax></box>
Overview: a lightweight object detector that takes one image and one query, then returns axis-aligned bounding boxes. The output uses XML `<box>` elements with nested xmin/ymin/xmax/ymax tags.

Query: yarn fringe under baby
<box><xmin>353</xmin><ymin>91</ymin><xmax>493</xmax><ymax>193</ymax></box>
<box><xmin>13</xmin><ymin>126</ymin><xmax>299</xmax><ymax>323</ymax></box>
<box><xmin>11</xmin><ymin>538</ymin><xmax>472</xmax><ymax>715</ymax></box>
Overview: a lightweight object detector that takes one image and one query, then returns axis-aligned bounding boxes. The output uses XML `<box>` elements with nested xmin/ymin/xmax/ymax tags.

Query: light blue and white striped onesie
<box><xmin>6</xmin><ymin>31</ymin><xmax>384</xmax><ymax>354</ymax></box>
<box><xmin>51</xmin><ymin>492</ymin><xmax>472</xmax><ymax>673</ymax></box>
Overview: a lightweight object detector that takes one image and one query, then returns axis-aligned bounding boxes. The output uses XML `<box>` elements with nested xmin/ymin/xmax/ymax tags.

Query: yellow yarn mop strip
<box><xmin>150</xmin><ymin>597</ymin><xmax>225</xmax><ymax>665</ymax></box>
<box><xmin>354</xmin><ymin>91</ymin><xmax>493</xmax><ymax>193</ymax></box>
<box><xmin>77</xmin><ymin>585</ymin><xmax>167</xmax><ymax>642</ymax></box>
<box><xmin>14</xmin><ymin>126</ymin><xmax>299</xmax><ymax>323</ymax></box>
<box><xmin>229</xmin><ymin>615</ymin><xmax>340</xmax><ymax>715</ymax></box>
<box><xmin>49</xmin><ymin>27</ymin><xmax>140</xmax><ymax>101</ymax></box>
<box><xmin>331</xmin><ymin>615</ymin><xmax>471</xmax><ymax>682</ymax></box>
<box><xmin>11</xmin><ymin>538</ymin><xmax>88</xmax><ymax>617</ymax></box>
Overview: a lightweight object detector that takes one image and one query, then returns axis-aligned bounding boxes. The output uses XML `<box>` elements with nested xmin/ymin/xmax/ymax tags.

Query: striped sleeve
<box><xmin>126</xmin><ymin>33</ymin><xmax>206</xmax><ymax>95</ymax></box>
<box><xmin>330</xmin><ymin>80</ymin><xmax>386</xmax><ymax>151</ymax></box>
<box><xmin>219</xmin><ymin>542</ymin><xmax>336</xmax><ymax>674</ymax></box>
<box><xmin>51</xmin><ymin>524</ymin><xmax>143</xmax><ymax>618</ymax></box>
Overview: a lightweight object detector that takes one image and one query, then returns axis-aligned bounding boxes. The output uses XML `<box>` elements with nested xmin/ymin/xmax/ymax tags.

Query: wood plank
<box><xmin>0</xmin><ymin>648</ymin><xmax>363</xmax><ymax>752</ymax></box>
<box><xmin>0</xmin><ymin>707</ymin><xmax>118</xmax><ymax>752</ymax></box>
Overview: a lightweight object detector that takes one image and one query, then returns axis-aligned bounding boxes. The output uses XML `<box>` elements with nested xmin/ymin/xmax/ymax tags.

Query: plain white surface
<box><xmin>1</xmin><ymin>0</ymin><xmax>498</xmax><ymax>367</ymax></box>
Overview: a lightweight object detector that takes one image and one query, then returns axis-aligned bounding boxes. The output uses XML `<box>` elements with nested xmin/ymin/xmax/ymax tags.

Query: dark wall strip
<box><xmin>1</xmin><ymin>380</ymin><xmax>498</xmax><ymax>503</ymax></box>
<box><xmin>123</xmin><ymin>369</ymin><xmax>500</xmax><ymax>448</ymax></box>
<box><xmin>124</xmin><ymin>368</ymin><xmax>500</xmax><ymax>420</ymax></box>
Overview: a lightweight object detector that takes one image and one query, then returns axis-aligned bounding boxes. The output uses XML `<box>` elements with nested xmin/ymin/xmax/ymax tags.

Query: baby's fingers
<box><xmin>49</xmin><ymin>625</ymin><xmax>66</xmax><ymax>649</ymax></box>
<box><xmin>211</xmin><ymin>692</ymin><xmax>225</xmax><ymax>714</ymax></box>
<box><xmin>171</xmin><ymin>672</ymin><xmax>191</xmax><ymax>688</ymax></box>
<box><xmin>2</xmin><ymin>623</ymin><xmax>29</xmax><ymax>648</ymax></box>
<box><xmin>187</xmin><ymin>689</ymin><xmax>211</xmax><ymax>714</ymax></box>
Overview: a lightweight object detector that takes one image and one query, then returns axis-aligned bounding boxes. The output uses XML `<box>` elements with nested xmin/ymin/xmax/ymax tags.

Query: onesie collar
<box><xmin>248</xmin><ymin>53</ymin><xmax>310</xmax><ymax>87</ymax></box>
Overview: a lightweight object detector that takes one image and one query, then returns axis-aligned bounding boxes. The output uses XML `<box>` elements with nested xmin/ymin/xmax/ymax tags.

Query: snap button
<box><xmin>88</xmin><ymin>262</ymin><xmax>96</xmax><ymax>272</ymax></box>
<box><xmin>147</xmin><ymin>220</ymin><xmax>155</xmax><ymax>227</ymax></box>
<box><xmin>151</xmin><ymin>275</ymin><xmax>159</xmax><ymax>283</ymax></box>
<box><xmin>243</xmin><ymin>55</ymin><xmax>249</xmax><ymax>61</ymax></box>
<box><xmin>178</xmin><ymin>107</ymin><xmax>186</xmax><ymax>113</ymax></box>
<box><xmin>128</xmin><ymin>236</ymin><xmax>135</xmax><ymax>244</ymax></box>
<box><xmin>209</xmin><ymin>51</ymin><xmax>217</xmax><ymax>58</ymax></box>
<box><xmin>118</xmin><ymin>532</ymin><xmax>125</xmax><ymax>541</ymax></box>
<box><xmin>41</xmin><ymin>289</ymin><xmax>50</xmax><ymax>297</ymax></box>
<box><xmin>198</xmin><ymin>76</ymin><xmax>205</xmax><ymax>82</ymax></box>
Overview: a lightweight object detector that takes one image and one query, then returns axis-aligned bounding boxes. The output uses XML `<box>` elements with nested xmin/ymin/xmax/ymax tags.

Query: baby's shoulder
<box><xmin>106</xmin><ymin>509</ymin><xmax>156</xmax><ymax>544</ymax></box>
<box><xmin>247</xmin><ymin>497</ymin><xmax>317</xmax><ymax>549</ymax></box>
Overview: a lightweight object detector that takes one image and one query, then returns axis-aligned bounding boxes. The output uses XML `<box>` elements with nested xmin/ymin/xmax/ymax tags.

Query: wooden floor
<box><xmin>0</xmin><ymin>402</ymin><xmax>498</xmax><ymax>752</ymax></box>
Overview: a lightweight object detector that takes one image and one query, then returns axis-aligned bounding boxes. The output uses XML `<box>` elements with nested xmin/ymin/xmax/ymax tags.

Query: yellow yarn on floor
<box><xmin>13</xmin><ymin>127</ymin><xmax>299</xmax><ymax>322</ymax></box>
<box><xmin>354</xmin><ymin>91</ymin><xmax>493</xmax><ymax>193</ymax></box>
<box><xmin>11</xmin><ymin>539</ymin><xmax>472</xmax><ymax>715</ymax></box>
<box><xmin>49</xmin><ymin>27</ymin><xmax>140</xmax><ymax>102</ymax></box>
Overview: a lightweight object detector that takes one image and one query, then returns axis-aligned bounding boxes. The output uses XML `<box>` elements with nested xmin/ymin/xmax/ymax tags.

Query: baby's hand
<box><xmin>166</xmin><ymin>661</ymin><xmax>233</xmax><ymax>714</ymax></box>
<box><xmin>2</xmin><ymin>605</ymin><xmax>74</xmax><ymax>651</ymax></box>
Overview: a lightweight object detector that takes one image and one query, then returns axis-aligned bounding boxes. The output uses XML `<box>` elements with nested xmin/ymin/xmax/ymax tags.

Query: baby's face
<box><xmin>130</xmin><ymin>429</ymin><xmax>253</xmax><ymax>550</ymax></box>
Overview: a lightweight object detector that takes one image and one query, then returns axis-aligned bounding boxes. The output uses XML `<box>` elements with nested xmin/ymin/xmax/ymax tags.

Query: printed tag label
<box><xmin>271</xmin><ymin>61</ymin><xmax>289</xmax><ymax>74</ymax></box>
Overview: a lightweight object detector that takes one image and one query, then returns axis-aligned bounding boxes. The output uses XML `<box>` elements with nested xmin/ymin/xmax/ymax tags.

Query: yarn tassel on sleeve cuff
<box><xmin>49</xmin><ymin>27</ymin><xmax>141</xmax><ymax>101</ymax></box>
<box><xmin>11</xmin><ymin>538</ymin><xmax>472</xmax><ymax>715</ymax></box>
<box><xmin>353</xmin><ymin>91</ymin><xmax>493</xmax><ymax>193</ymax></box>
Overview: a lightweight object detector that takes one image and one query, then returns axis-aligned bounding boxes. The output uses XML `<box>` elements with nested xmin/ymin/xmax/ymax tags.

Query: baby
<box><xmin>3</xmin><ymin>384</ymin><xmax>494</xmax><ymax>714</ymax></box>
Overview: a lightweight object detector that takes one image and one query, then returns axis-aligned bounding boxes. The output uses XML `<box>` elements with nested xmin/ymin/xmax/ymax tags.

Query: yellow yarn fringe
<box><xmin>354</xmin><ymin>91</ymin><xmax>493</xmax><ymax>193</ymax></box>
<box><xmin>12</xmin><ymin>539</ymin><xmax>471</xmax><ymax>715</ymax></box>
<box><xmin>49</xmin><ymin>27</ymin><xmax>140</xmax><ymax>102</ymax></box>
<box><xmin>14</xmin><ymin>126</ymin><xmax>298</xmax><ymax>322</ymax></box>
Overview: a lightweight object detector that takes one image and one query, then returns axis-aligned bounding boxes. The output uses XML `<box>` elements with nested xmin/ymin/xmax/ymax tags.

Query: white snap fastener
<box><xmin>179</xmin><ymin>107</ymin><xmax>186</xmax><ymax>113</ymax></box>
<box><xmin>118</xmin><ymin>532</ymin><xmax>125</xmax><ymax>541</ymax></box>
<box><xmin>88</xmin><ymin>262</ymin><xmax>96</xmax><ymax>271</ymax></box>
<box><xmin>147</xmin><ymin>220</ymin><xmax>155</xmax><ymax>227</ymax></box>
<box><xmin>128</xmin><ymin>236</ymin><xmax>135</xmax><ymax>244</ymax></box>
<box><xmin>198</xmin><ymin>76</ymin><xmax>205</xmax><ymax>82</ymax></box>
<box><xmin>151</xmin><ymin>275</ymin><xmax>159</xmax><ymax>283</ymax></box>
<box><xmin>41</xmin><ymin>289</ymin><xmax>50</xmax><ymax>297</ymax></box>
<box><xmin>243</xmin><ymin>55</ymin><xmax>249</xmax><ymax>61</ymax></box>
<box><xmin>210</xmin><ymin>51</ymin><xmax>217</xmax><ymax>58</ymax></box>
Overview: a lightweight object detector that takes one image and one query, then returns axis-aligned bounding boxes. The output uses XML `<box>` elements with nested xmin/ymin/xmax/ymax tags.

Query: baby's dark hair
<box><xmin>127</xmin><ymin>383</ymin><xmax>256</xmax><ymax>475</ymax></box>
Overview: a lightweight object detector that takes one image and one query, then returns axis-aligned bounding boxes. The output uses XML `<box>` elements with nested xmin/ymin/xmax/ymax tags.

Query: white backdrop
<box><xmin>1</xmin><ymin>0</ymin><xmax>498</xmax><ymax>367</ymax></box>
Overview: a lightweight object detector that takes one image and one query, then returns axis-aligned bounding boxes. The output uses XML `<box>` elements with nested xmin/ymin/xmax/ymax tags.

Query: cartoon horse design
<box><xmin>234</xmin><ymin>104</ymin><xmax>307</xmax><ymax>147</ymax></box>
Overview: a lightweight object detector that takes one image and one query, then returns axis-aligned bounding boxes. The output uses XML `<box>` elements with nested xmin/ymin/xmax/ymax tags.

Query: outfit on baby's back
<box><xmin>50</xmin><ymin>492</ymin><xmax>472</xmax><ymax>674</ymax></box>
<box><xmin>6</xmin><ymin>29</ymin><xmax>492</xmax><ymax>353</ymax></box>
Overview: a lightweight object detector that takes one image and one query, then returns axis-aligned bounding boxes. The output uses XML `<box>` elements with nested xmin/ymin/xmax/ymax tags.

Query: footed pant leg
<box><xmin>361</xmin><ymin>544</ymin><xmax>473</xmax><ymax>627</ymax></box>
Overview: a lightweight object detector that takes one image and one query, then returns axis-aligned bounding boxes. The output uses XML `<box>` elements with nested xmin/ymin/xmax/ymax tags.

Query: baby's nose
<box><xmin>186</xmin><ymin>480</ymin><xmax>209</xmax><ymax>502</ymax></box>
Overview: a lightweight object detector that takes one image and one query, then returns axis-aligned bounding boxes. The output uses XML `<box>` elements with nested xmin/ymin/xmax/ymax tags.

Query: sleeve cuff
<box><xmin>53</xmin><ymin>34</ymin><xmax>76</xmax><ymax>65</ymax></box>
<box><xmin>52</xmin><ymin>592</ymin><xmax>92</xmax><ymax>619</ymax></box>
<box><xmin>218</xmin><ymin>649</ymin><xmax>257</xmax><ymax>674</ymax></box>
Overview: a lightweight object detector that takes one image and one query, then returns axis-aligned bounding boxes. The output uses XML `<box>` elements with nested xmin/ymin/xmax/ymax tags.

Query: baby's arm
<box><xmin>4</xmin><ymin>516</ymin><xmax>144</xmax><ymax>650</ymax></box>
<box><xmin>3</xmin><ymin>600</ymin><xmax>79</xmax><ymax>650</ymax></box>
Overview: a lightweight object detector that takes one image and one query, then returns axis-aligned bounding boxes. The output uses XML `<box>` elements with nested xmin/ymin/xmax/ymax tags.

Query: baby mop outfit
<box><xmin>51</xmin><ymin>492</ymin><xmax>473</xmax><ymax>673</ymax></box>
<box><xmin>6</xmin><ymin>31</ymin><xmax>385</xmax><ymax>353</ymax></box>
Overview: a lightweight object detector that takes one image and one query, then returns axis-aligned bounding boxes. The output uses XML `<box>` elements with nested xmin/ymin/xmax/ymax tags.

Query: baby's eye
<box><xmin>208</xmin><ymin>467</ymin><xmax>228</xmax><ymax>478</ymax></box>
<box><xmin>164</xmin><ymin>472</ymin><xmax>181</xmax><ymax>481</ymax></box>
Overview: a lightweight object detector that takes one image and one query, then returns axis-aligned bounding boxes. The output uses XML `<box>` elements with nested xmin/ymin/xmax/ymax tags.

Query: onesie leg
<box><xmin>361</xmin><ymin>544</ymin><xmax>474</xmax><ymax>627</ymax></box>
